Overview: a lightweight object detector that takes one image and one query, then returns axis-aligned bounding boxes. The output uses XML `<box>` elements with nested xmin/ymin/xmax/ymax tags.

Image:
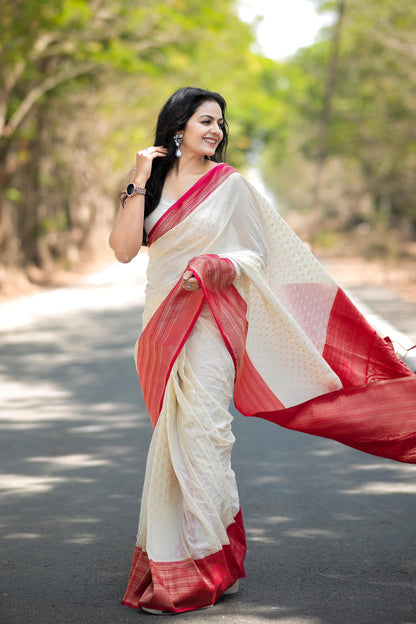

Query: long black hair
<box><xmin>133</xmin><ymin>87</ymin><xmax>229</xmax><ymax>245</ymax></box>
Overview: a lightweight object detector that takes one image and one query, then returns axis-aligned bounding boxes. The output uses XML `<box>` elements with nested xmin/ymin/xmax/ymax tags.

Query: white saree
<box><xmin>122</xmin><ymin>164</ymin><xmax>416</xmax><ymax>613</ymax></box>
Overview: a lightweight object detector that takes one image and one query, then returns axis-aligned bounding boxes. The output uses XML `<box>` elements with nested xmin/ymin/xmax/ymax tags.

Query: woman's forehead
<box><xmin>193</xmin><ymin>100</ymin><xmax>223</xmax><ymax>118</ymax></box>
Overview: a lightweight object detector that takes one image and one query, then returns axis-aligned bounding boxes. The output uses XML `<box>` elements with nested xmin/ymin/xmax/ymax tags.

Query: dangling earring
<box><xmin>174</xmin><ymin>133</ymin><xmax>183</xmax><ymax>157</ymax></box>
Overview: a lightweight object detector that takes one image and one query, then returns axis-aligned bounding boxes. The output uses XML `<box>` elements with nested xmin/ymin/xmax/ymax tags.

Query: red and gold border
<box><xmin>122</xmin><ymin>510</ymin><xmax>246</xmax><ymax>613</ymax></box>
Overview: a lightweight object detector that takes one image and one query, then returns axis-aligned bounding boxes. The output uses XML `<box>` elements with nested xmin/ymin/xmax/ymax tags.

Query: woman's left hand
<box><xmin>182</xmin><ymin>270</ymin><xmax>200</xmax><ymax>291</ymax></box>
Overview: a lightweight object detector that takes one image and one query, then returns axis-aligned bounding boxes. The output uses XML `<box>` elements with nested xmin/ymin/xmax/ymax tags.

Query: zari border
<box><xmin>137</xmin><ymin>279</ymin><xmax>205</xmax><ymax>428</ymax></box>
<box><xmin>121</xmin><ymin>510</ymin><xmax>246</xmax><ymax>613</ymax></box>
<box><xmin>323</xmin><ymin>288</ymin><xmax>411</xmax><ymax>386</ymax></box>
<box><xmin>137</xmin><ymin>254</ymin><xmax>284</xmax><ymax>428</ymax></box>
<box><xmin>255</xmin><ymin>373</ymin><xmax>416</xmax><ymax>463</ymax></box>
<box><xmin>254</xmin><ymin>288</ymin><xmax>416</xmax><ymax>463</ymax></box>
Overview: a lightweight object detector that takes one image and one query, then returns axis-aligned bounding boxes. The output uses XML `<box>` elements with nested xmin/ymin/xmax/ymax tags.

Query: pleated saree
<box><xmin>122</xmin><ymin>163</ymin><xmax>416</xmax><ymax>613</ymax></box>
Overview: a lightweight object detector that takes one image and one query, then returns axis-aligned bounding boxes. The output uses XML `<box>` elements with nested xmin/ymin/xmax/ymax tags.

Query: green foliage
<box><xmin>261</xmin><ymin>0</ymin><xmax>416</xmax><ymax>246</ymax></box>
<box><xmin>0</xmin><ymin>0</ymin><xmax>282</xmax><ymax>269</ymax></box>
<box><xmin>1</xmin><ymin>0</ymin><xmax>414</xmax><ymax>273</ymax></box>
<box><xmin>5</xmin><ymin>188</ymin><xmax>22</xmax><ymax>202</ymax></box>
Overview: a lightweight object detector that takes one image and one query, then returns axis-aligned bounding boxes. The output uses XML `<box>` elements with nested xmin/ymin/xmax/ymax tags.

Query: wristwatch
<box><xmin>126</xmin><ymin>183</ymin><xmax>146</xmax><ymax>197</ymax></box>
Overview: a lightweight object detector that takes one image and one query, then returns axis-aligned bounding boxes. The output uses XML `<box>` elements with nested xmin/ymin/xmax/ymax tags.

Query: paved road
<box><xmin>1</xmin><ymin>255</ymin><xmax>415</xmax><ymax>624</ymax></box>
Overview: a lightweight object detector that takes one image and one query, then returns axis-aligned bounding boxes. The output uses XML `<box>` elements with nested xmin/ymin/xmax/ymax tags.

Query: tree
<box><xmin>312</xmin><ymin>0</ymin><xmax>345</xmax><ymax>208</ymax></box>
<box><xmin>260</xmin><ymin>0</ymin><xmax>416</xmax><ymax>249</ymax></box>
<box><xmin>0</xmin><ymin>0</ymin><xmax>275</xmax><ymax>271</ymax></box>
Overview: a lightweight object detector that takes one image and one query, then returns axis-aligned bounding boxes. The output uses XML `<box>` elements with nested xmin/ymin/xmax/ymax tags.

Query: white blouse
<box><xmin>144</xmin><ymin>197</ymin><xmax>174</xmax><ymax>235</ymax></box>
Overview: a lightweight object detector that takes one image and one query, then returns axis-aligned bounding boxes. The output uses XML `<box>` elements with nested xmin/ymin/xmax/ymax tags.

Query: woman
<box><xmin>110</xmin><ymin>87</ymin><xmax>416</xmax><ymax>614</ymax></box>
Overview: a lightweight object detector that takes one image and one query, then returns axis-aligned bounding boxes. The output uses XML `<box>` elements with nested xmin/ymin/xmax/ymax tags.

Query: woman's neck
<box><xmin>161</xmin><ymin>157</ymin><xmax>218</xmax><ymax>202</ymax></box>
<box><xmin>173</xmin><ymin>155</ymin><xmax>213</xmax><ymax>178</ymax></box>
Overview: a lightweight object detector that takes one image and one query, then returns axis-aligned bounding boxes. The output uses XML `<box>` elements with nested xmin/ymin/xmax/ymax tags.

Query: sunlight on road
<box><xmin>0</xmin><ymin>251</ymin><xmax>148</xmax><ymax>331</ymax></box>
<box><xmin>0</xmin><ymin>474</ymin><xmax>67</xmax><ymax>494</ymax></box>
<box><xmin>26</xmin><ymin>454</ymin><xmax>113</xmax><ymax>469</ymax></box>
<box><xmin>246</xmin><ymin>527</ymin><xmax>278</xmax><ymax>544</ymax></box>
<box><xmin>342</xmin><ymin>482</ymin><xmax>416</xmax><ymax>495</ymax></box>
<box><xmin>283</xmin><ymin>528</ymin><xmax>341</xmax><ymax>539</ymax></box>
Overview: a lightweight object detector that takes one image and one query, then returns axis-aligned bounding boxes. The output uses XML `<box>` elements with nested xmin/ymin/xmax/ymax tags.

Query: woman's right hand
<box><xmin>134</xmin><ymin>146</ymin><xmax>168</xmax><ymax>186</ymax></box>
<box><xmin>109</xmin><ymin>145</ymin><xmax>167</xmax><ymax>263</ymax></box>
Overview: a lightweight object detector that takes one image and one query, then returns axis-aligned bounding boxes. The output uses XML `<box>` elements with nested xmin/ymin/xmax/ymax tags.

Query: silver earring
<box><xmin>174</xmin><ymin>133</ymin><xmax>183</xmax><ymax>157</ymax></box>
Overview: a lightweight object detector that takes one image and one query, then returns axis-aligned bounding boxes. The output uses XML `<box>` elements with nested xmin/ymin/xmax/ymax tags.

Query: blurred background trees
<box><xmin>0</xmin><ymin>0</ymin><xmax>266</xmax><ymax>276</ymax></box>
<box><xmin>0</xmin><ymin>0</ymin><xmax>415</xmax><ymax>287</ymax></box>
<box><xmin>261</xmin><ymin>0</ymin><xmax>416</xmax><ymax>256</ymax></box>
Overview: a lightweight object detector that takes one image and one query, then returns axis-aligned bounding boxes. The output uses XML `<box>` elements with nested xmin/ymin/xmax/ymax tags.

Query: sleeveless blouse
<box><xmin>144</xmin><ymin>197</ymin><xmax>174</xmax><ymax>235</ymax></box>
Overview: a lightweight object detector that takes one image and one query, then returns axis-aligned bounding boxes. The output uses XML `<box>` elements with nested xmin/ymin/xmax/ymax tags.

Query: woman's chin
<box><xmin>202</xmin><ymin>141</ymin><xmax>217</xmax><ymax>153</ymax></box>
<box><xmin>204</xmin><ymin>148</ymin><xmax>217</xmax><ymax>158</ymax></box>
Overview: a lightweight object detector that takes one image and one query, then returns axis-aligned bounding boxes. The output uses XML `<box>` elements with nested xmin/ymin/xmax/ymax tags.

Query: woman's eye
<box><xmin>201</xmin><ymin>120</ymin><xmax>224</xmax><ymax>130</ymax></box>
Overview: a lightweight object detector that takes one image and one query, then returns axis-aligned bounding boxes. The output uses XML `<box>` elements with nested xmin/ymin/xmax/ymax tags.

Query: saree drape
<box><xmin>122</xmin><ymin>163</ymin><xmax>416</xmax><ymax>613</ymax></box>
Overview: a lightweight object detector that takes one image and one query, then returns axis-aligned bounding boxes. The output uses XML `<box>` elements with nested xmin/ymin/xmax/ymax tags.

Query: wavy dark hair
<box><xmin>122</xmin><ymin>87</ymin><xmax>229</xmax><ymax>245</ymax></box>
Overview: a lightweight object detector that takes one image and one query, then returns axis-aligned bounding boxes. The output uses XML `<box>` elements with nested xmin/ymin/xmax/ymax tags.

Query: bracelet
<box><xmin>125</xmin><ymin>183</ymin><xmax>146</xmax><ymax>198</ymax></box>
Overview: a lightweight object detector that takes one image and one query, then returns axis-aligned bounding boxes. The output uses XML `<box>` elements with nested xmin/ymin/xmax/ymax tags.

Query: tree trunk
<box><xmin>313</xmin><ymin>0</ymin><xmax>346</xmax><ymax>209</ymax></box>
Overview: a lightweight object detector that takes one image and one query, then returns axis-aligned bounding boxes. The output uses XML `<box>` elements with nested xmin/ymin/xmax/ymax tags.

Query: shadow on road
<box><xmin>1</xmin><ymin>301</ymin><xmax>151</xmax><ymax>623</ymax></box>
<box><xmin>231</xmin><ymin>415</ymin><xmax>416</xmax><ymax>624</ymax></box>
<box><xmin>1</xmin><ymin>296</ymin><xmax>415</xmax><ymax>624</ymax></box>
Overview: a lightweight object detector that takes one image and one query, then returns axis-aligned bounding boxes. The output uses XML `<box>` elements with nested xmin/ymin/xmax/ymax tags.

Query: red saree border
<box><xmin>323</xmin><ymin>288</ymin><xmax>411</xmax><ymax>386</ymax></box>
<box><xmin>253</xmin><ymin>288</ymin><xmax>416</xmax><ymax>463</ymax></box>
<box><xmin>255</xmin><ymin>374</ymin><xmax>416</xmax><ymax>463</ymax></box>
<box><xmin>137</xmin><ymin>279</ymin><xmax>205</xmax><ymax>427</ymax></box>
<box><xmin>121</xmin><ymin>509</ymin><xmax>246</xmax><ymax>613</ymax></box>
<box><xmin>188</xmin><ymin>255</ymin><xmax>285</xmax><ymax>414</ymax></box>
<box><xmin>137</xmin><ymin>254</ymin><xmax>283</xmax><ymax>428</ymax></box>
<box><xmin>138</xmin><ymin>264</ymin><xmax>416</xmax><ymax>462</ymax></box>
<box><xmin>148</xmin><ymin>163</ymin><xmax>236</xmax><ymax>246</ymax></box>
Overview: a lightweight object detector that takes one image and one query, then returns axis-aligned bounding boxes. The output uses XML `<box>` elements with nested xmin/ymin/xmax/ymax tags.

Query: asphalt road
<box><xmin>1</xmin><ymin>254</ymin><xmax>415</xmax><ymax>624</ymax></box>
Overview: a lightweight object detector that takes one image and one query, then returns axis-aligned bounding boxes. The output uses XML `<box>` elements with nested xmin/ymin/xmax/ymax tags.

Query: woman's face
<box><xmin>181</xmin><ymin>100</ymin><xmax>224</xmax><ymax>159</ymax></box>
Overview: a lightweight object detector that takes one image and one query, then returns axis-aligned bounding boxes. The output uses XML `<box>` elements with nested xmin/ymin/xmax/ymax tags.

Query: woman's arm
<box><xmin>109</xmin><ymin>146</ymin><xmax>167</xmax><ymax>263</ymax></box>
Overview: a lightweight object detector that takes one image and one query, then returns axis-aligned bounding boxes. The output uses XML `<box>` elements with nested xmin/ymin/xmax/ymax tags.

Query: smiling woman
<box><xmin>109</xmin><ymin>87</ymin><xmax>229</xmax><ymax>260</ymax></box>
<box><xmin>161</xmin><ymin>101</ymin><xmax>225</xmax><ymax>203</ymax></box>
<box><xmin>109</xmin><ymin>86</ymin><xmax>416</xmax><ymax>616</ymax></box>
<box><xmin>181</xmin><ymin>103</ymin><xmax>224</xmax><ymax>153</ymax></box>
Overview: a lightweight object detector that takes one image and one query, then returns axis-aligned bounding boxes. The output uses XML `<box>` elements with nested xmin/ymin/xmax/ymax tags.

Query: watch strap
<box><xmin>126</xmin><ymin>183</ymin><xmax>146</xmax><ymax>197</ymax></box>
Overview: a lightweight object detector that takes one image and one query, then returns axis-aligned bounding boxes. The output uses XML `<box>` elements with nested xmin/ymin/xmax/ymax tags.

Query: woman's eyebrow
<box><xmin>199</xmin><ymin>114</ymin><xmax>224</xmax><ymax>122</ymax></box>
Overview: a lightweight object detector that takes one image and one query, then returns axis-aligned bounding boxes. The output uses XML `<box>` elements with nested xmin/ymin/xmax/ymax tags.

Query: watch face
<box><xmin>126</xmin><ymin>183</ymin><xmax>135</xmax><ymax>196</ymax></box>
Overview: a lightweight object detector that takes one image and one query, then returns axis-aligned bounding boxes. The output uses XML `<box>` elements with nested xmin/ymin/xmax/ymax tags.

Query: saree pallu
<box><xmin>122</xmin><ymin>163</ymin><xmax>416</xmax><ymax>613</ymax></box>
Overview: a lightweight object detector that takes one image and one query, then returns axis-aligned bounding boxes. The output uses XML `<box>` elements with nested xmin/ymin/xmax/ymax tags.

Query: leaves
<box><xmin>1</xmin><ymin>0</ymin><xmax>414</xmax><ymax>273</ymax></box>
<box><xmin>261</xmin><ymin>0</ymin><xmax>416</xmax><ymax>245</ymax></box>
<box><xmin>0</xmin><ymin>0</ymin><xmax>279</xmax><ymax>269</ymax></box>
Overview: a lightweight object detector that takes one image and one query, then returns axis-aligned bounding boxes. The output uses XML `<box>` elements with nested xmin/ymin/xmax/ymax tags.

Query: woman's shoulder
<box><xmin>204</xmin><ymin>163</ymin><xmax>245</xmax><ymax>192</ymax></box>
<box><xmin>214</xmin><ymin>162</ymin><xmax>244</xmax><ymax>183</ymax></box>
<box><xmin>213</xmin><ymin>163</ymin><xmax>267</xmax><ymax>205</ymax></box>
<box><xmin>220</xmin><ymin>166</ymin><xmax>273</xmax><ymax>214</ymax></box>
<box><xmin>219</xmin><ymin>164</ymin><xmax>253</xmax><ymax>192</ymax></box>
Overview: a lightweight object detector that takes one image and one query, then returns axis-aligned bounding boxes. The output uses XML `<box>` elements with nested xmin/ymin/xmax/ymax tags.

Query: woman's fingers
<box><xmin>183</xmin><ymin>278</ymin><xmax>200</xmax><ymax>290</ymax></box>
<box><xmin>140</xmin><ymin>146</ymin><xmax>167</xmax><ymax>155</ymax></box>
<box><xmin>136</xmin><ymin>146</ymin><xmax>167</xmax><ymax>162</ymax></box>
<box><xmin>182</xmin><ymin>271</ymin><xmax>200</xmax><ymax>291</ymax></box>
<box><xmin>134</xmin><ymin>146</ymin><xmax>168</xmax><ymax>183</ymax></box>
